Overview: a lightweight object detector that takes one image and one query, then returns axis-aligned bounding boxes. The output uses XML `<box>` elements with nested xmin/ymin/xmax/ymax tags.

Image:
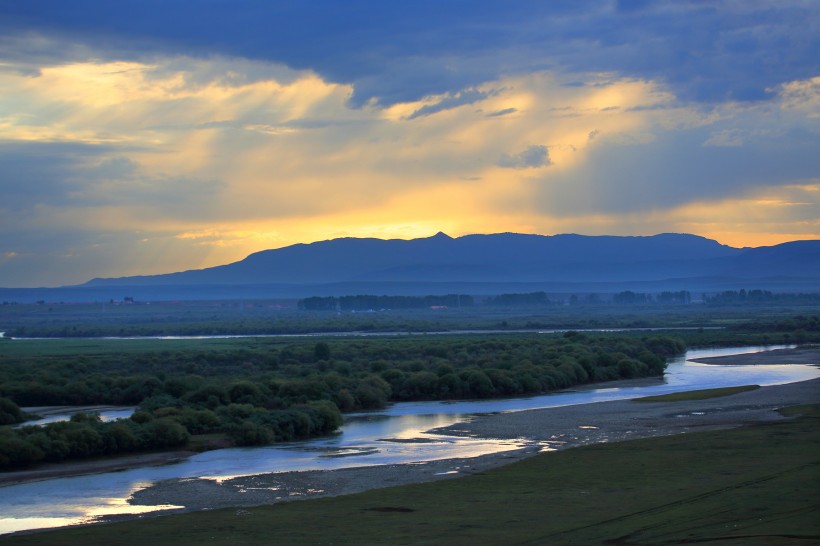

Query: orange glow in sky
<box><xmin>0</xmin><ymin>3</ymin><xmax>817</xmax><ymax>286</ymax></box>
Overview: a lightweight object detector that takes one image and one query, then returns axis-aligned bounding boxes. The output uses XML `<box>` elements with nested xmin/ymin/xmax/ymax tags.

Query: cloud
<box><xmin>1</xmin><ymin>1</ymin><xmax>816</xmax><ymax>107</ymax></box>
<box><xmin>407</xmin><ymin>88</ymin><xmax>495</xmax><ymax>120</ymax></box>
<box><xmin>704</xmin><ymin>129</ymin><xmax>744</xmax><ymax>147</ymax></box>
<box><xmin>0</xmin><ymin>8</ymin><xmax>818</xmax><ymax>287</ymax></box>
<box><xmin>532</xmin><ymin>122</ymin><xmax>820</xmax><ymax>217</ymax></box>
<box><xmin>0</xmin><ymin>140</ymin><xmax>117</xmax><ymax>209</ymax></box>
<box><xmin>497</xmin><ymin>145</ymin><xmax>552</xmax><ymax>169</ymax></box>
<box><xmin>0</xmin><ymin>140</ymin><xmax>224</xmax><ymax>219</ymax></box>
<box><xmin>0</xmin><ymin>57</ymin><xmax>672</xmax><ymax>285</ymax></box>
<box><xmin>486</xmin><ymin>108</ymin><xmax>518</xmax><ymax>118</ymax></box>
<box><xmin>776</xmin><ymin>76</ymin><xmax>820</xmax><ymax>116</ymax></box>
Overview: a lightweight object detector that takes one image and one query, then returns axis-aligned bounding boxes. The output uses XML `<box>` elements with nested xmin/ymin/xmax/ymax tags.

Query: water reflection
<box><xmin>178</xmin><ymin>412</ymin><xmax>524</xmax><ymax>482</ymax></box>
<box><xmin>0</xmin><ymin>474</ymin><xmax>184</xmax><ymax>534</ymax></box>
<box><xmin>1</xmin><ymin>344</ymin><xmax>817</xmax><ymax>535</ymax></box>
<box><xmin>17</xmin><ymin>407</ymin><xmax>135</xmax><ymax>428</ymax></box>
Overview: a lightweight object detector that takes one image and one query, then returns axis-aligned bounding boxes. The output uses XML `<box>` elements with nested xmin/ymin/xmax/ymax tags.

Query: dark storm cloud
<box><xmin>1</xmin><ymin>1</ymin><xmax>816</xmax><ymax>106</ymax></box>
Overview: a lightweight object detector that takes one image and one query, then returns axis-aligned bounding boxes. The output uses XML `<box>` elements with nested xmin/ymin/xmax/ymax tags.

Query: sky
<box><xmin>0</xmin><ymin>0</ymin><xmax>818</xmax><ymax>287</ymax></box>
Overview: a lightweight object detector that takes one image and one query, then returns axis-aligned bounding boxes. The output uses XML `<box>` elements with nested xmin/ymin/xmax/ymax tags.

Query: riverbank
<box><xmin>0</xmin><ymin>451</ymin><xmax>195</xmax><ymax>487</ymax></box>
<box><xmin>691</xmin><ymin>346</ymin><xmax>819</xmax><ymax>365</ymax></box>
<box><xmin>116</xmin><ymin>347</ymin><xmax>820</xmax><ymax>517</ymax></box>
<box><xmin>122</xmin><ymin>374</ymin><xmax>819</xmax><ymax>516</ymax></box>
<box><xmin>7</xmin><ymin>385</ymin><xmax>819</xmax><ymax>546</ymax></box>
<box><xmin>2</xmin><ymin>347</ymin><xmax>817</xmax><ymax>523</ymax></box>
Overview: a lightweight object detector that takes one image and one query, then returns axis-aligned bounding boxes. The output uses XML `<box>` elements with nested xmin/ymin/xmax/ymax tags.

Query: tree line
<box><xmin>0</xmin><ymin>332</ymin><xmax>684</xmax><ymax>469</ymax></box>
<box><xmin>484</xmin><ymin>292</ymin><xmax>554</xmax><ymax>306</ymax></box>
<box><xmin>298</xmin><ymin>294</ymin><xmax>475</xmax><ymax>311</ymax></box>
<box><xmin>300</xmin><ymin>291</ymin><xmax>698</xmax><ymax>310</ymax></box>
<box><xmin>612</xmin><ymin>291</ymin><xmax>692</xmax><ymax>304</ymax></box>
<box><xmin>703</xmin><ymin>290</ymin><xmax>820</xmax><ymax>304</ymax></box>
<box><xmin>4</xmin><ymin>290</ymin><xmax>819</xmax><ymax>339</ymax></box>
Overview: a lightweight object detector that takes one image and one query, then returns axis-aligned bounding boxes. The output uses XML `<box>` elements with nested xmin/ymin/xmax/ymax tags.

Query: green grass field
<box><xmin>3</xmin><ymin>298</ymin><xmax>818</xmax><ymax>340</ymax></box>
<box><xmin>4</xmin><ymin>404</ymin><xmax>817</xmax><ymax>546</ymax></box>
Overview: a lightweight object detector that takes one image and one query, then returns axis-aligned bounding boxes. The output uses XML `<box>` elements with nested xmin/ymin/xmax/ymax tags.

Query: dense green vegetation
<box><xmin>0</xmin><ymin>332</ymin><xmax>682</xmax><ymax>469</ymax></box>
<box><xmin>0</xmin><ymin>397</ymin><xmax>27</xmax><ymax>425</ymax></box>
<box><xmin>5</xmin><ymin>404</ymin><xmax>817</xmax><ymax>545</ymax></box>
<box><xmin>0</xmin><ymin>412</ymin><xmax>192</xmax><ymax>468</ymax></box>
<box><xmin>1</xmin><ymin>296</ymin><xmax>817</xmax><ymax>470</ymax></box>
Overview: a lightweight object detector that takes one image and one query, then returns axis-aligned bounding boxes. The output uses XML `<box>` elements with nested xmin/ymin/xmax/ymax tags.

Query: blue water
<box><xmin>0</xmin><ymin>345</ymin><xmax>816</xmax><ymax>535</ymax></box>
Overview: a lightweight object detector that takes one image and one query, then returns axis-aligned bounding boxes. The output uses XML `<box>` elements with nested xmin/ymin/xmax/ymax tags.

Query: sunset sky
<box><xmin>1</xmin><ymin>1</ymin><xmax>818</xmax><ymax>287</ymax></box>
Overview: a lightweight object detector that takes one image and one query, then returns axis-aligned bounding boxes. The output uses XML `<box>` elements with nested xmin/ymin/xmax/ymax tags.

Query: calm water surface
<box><xmin>1</xmin><ymin>344</ymin><xmax>817</xmax><ymax>535</ymax></box>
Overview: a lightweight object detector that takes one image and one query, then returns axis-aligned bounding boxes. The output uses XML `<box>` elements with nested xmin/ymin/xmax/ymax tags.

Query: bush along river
<box><xmin>0</xmin><ymin>345</ymin><xmax>818</xmax><ymax>535</ymax></box>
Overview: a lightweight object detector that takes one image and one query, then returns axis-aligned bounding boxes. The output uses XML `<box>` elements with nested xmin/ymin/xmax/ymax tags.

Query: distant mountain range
<box><xmin>80</xmin><ymin>232</ymin><xmax>820</xmax><ymax>296</ymax></box>
<box><xmin>3</xmin><ymin>232</ymin><xmax>819</xmax><ymax>301</ymax></box>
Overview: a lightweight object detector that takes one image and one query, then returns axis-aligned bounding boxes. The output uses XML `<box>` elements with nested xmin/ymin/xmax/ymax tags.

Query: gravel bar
<box><xmin>125</xmin><ymin>349</ymin><xmax>819</xmax><ymax>517</ymax></box>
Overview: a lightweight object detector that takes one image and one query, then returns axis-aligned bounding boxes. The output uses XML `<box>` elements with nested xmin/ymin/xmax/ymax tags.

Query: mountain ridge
<box><xmin>80</xmin><ymin>232</ymin><xmax>818</xmax><ymax>291</ymax></box>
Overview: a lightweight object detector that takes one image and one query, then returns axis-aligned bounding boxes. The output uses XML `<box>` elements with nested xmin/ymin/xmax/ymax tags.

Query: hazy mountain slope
<box><xmin>82</xmin><ymin>232</ymin><xmax>767</xmax><ymax>287</ymax></box>
<box><xmin>2</xmin><ymin>233</ymin><xmax>817</xmax><ymax>302</ymax></box>
<box><xmin>722</xmin><ymin>240</ymin><xmax>820</xmax><ymax>278</ymax></box>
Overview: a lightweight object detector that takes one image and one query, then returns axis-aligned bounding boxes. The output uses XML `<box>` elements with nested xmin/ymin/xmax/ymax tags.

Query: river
<box><xmin>0</xmin><ymin>344</ymin><xmax>817</xmax><ymax>535</ymax></box>
<box><xmin>3</xmin><ymin>326</ymin><xmax>719</xmax><ymax>341</ymax></box>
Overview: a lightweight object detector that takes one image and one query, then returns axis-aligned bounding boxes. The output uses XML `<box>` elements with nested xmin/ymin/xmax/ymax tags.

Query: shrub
<box><xmin>0</xmin><ymin>397</ymin><xmax>27</xmax><ymax>425</ymax></box>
